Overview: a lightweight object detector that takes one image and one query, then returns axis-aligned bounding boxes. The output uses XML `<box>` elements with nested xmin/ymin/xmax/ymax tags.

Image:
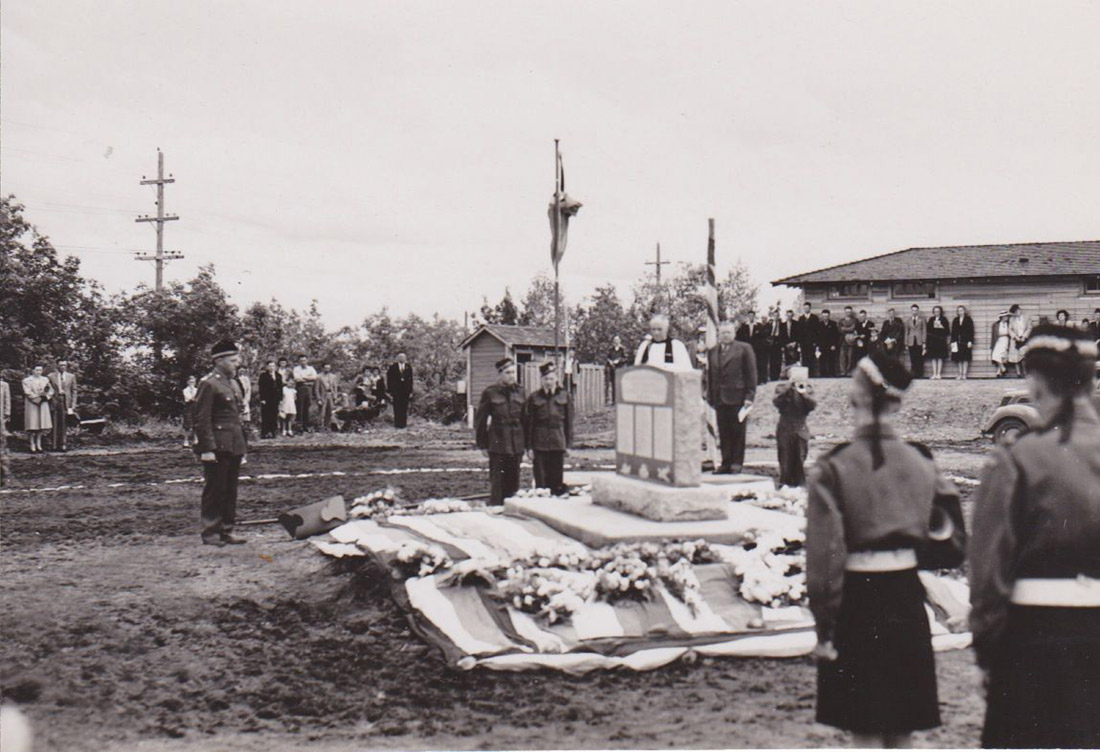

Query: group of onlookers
<box><xmin>182</xmin><ymin>353</ymin><xmax>415</xmax><ymax>446</ymax></box>
<box><xmin>0</xmin><ymin>361</ymin><xmax>78</xmax><ymax>453</ymax></box>
<box><xmin>732</xmin><ymin>302</ymin><xmax>1100</xmax><ymax>382</ymax></box>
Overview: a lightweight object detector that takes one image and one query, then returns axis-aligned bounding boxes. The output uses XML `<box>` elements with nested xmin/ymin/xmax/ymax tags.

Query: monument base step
<box><xmin>591</xmin><ymin>473</ymin><xmax>731</xmax><ymax>521</ymax></box>
<box><xmin>504</xmin><ymin>494</ymin><xmax>803</xmax><ymax>549</ymax></box>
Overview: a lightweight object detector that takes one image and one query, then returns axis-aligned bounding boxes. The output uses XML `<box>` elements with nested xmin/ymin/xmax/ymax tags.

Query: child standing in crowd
<box><xmin>772</xmin><ymin>365</ymin><xmax>815</xmax><ymax>487</ymax></box>
<box><xmin>969</xmin><ymin>325</ymin><xmax>1100</xmax><ymax>749</ymax></box>
<box><xmin>278</xmin><ymin>377</ymin><xmax>297</xmax><ymax>436</ymax></box>
<box><xmin>807</xmin><ymin>353</ymin><xmax>962</xmax><ymax>748</ymax></box>
<box><xmin>181</xmin><ymin>375</ymin><xmax>198</xmax><ymax>448</ymax></box>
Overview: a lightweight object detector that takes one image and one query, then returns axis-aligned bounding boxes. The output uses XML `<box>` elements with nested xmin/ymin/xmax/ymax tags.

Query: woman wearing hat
<box><xmin>969</xmin><ymin>325</ymin><xmax>1100</xmax><ymax>749</ymax></box>
<box><xmin>990</xmin><ymin>310</ymin><xmax>1012</xmax><ymax>377</ymax></box>
<box><xmin>807</xmin><ymin>352</ymin><xmax>963</xmax><ymax>747</ymax></box>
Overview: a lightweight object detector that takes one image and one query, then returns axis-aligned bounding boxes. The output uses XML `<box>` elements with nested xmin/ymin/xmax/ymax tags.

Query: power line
<box><xmin>134</xmin><ymin>149</ymin><xmax>183</xmax><ymax>291</ymax></box>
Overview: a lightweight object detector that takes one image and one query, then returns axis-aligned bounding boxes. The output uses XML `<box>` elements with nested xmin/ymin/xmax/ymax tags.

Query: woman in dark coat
<box><xmin>949</xmin><ymin>305</ymin><xmax>975</xmax><ymax>379</ymax></box>
<box><xmin>925</xmin><ymin>305</ymin><xmax>950</xmax><ymax>380</ymax></box>
<box><xmin>969</xmin><ymin>325</ymin><xmax>1100</xmax><ymax>749</ymax></box>
<box><xmin>807</xmin><ymin>353</ymin><xmax>962</xmax><ymax>748</ymax></box>
<box><xmin>772</xmin><ymin>366</ymin><xmax>816</xmax><ymax>487</ymax></box>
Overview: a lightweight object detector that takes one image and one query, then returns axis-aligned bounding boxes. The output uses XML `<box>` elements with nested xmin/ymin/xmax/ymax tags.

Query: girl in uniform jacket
<box><xmin>807</xmin><ymin>352</ymin><xmax>963</xmax><ymax>748</ymax></box>
<box><xmin>969</xmin><ymin>325</ymin><xmax>1100</xmax><ymax>749</ymax></box>
<box><xmin>950</xmin><ymin>306</ymin><xmax>975</xmax><ymax>379</ymax></box>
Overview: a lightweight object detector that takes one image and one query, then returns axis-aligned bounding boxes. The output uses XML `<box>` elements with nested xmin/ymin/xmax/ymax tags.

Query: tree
<box><xmin>571</xmin><ymin>284</ymin><xmax>642</xmax><ymax>363</ymax></box>
<box><xmin>476</xmin><ymin>290</ymin><xmax>519</xmax><ymax>325</ymax></box>
<box><xmin>519</xmin><ymin>271</ymin><xmax>564</xmax><ymax>328</ymax></box>
<box><xmin>120</xmin><ymin>265</ymin><xmax>241</xmax><ymax>416</ymax></box>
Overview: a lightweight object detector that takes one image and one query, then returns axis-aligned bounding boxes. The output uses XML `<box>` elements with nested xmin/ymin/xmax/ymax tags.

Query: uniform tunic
<box><xmin>969</xmin><ymin>408</ymin><xmax>1100</xmax><ymax>749</ymax></box>
<box><xmin>475</xmin><ymin>382</ymin><xmax>526</xmax><ymax>504</ymax></box>
<box><xmin>807</xmin><ymin>425</ymin><xmax>959</xmax><ymax>733</ymax></box>
<box><xmin>523</xmin><ymin>386</ymin><xmax>573</xmax><ymax>494</ymax></box>
<box><xmin>193</xmin><ymin>371</ymin><xmax>248</xmax><ymax>541</ymax></box>
<box><xmin>772</xmin><ymin>384</ymin><xmax>815</xmax><ymax>487</ymax></box>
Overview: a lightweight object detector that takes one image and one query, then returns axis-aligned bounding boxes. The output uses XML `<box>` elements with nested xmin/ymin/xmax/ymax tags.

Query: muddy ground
<box><xmin>1</xmin><ymin>379</ymin><xmax>1011</xmax><ymax>750</ymax></box>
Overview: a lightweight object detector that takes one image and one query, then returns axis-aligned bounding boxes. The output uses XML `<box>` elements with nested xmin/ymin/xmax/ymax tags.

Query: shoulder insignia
<box><xmin>906</xmin><ymin>441</ymin><xmax>934</xmax><ymax>459</ymax></box>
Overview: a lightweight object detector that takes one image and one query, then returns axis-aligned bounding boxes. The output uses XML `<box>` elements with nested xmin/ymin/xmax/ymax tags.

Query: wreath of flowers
<box><xmin>512</xmin><ymin>483</ymin><xmax>592</xmax><ymax>499</ymax></box>
<box><xmin>730</xmin><ymin>485</ymin><xmax>808</xmax><ymax>517</ymax></box>
<box><xmin>349</xmin><ymin>488</ymin><xmax>486</xmax><ymax>520</ymax></box>
<box><xmin>716</xmin><ymin>529</ymin><xmax>807</xmax><ymax>608</ymax></box>
<box><xmin>393</xmin><ymin>541</ymin><xmax>453</xmax><ymax>578</ymax></box>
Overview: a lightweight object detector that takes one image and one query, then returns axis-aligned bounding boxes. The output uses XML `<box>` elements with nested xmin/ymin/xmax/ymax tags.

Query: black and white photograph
<box><xmin>2</xmin><ymin>2</ymin><xmax>1099</xmax><ymax>750</ymax></box>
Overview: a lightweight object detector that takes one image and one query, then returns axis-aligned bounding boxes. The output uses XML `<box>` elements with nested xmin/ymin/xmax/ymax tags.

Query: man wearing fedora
<box><xmin>194</xmin><ymin>339</ymin><xmax>248</xmax><ymax>546</ymax></box>
<box><xmin>523</xmin><ymin>361</ymin><xmax>573</xmax><ymax>496</ymax></box>
<box><xmin>474</xmin><ymin>357</ymin><xmax>527</xmax><ymax>504</ymax></box>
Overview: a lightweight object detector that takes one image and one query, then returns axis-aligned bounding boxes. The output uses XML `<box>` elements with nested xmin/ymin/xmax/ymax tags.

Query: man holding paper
<box><xmin>707</xmin><ymin>320</ymin><xmax>758</xmax><ymax>474</ymax></box>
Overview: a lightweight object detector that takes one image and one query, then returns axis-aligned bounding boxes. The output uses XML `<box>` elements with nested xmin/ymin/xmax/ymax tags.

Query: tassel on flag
<box><xmin>549</xmin><ymin>143</ymin><xmax>582</xmax><ymax>271</ymax></box>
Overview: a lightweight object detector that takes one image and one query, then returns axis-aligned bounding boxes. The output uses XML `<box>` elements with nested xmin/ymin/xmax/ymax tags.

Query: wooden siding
<box><xmin>466</xmin><ymin>336</ymin><xmax>506</xmax><ymax>419</ymax></box>
<box><xmin>517</xmin><ymin>362</ymin><xmax>606</xmax><ymax>415</ymax></box>
<box><xmin>801</xmin><ymin>277</ymin><xmax>1100</xmax><ymax>378</ymax></box>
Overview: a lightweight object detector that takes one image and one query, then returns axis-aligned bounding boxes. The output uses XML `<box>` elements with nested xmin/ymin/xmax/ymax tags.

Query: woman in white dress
<box><xmin>22</xmin><ymin>365</ymin><xmax>54</xmax><ymax>453</ymax></box>
<box><xmin>278</xmin><ymin>377</ymin><xmax>297</xmax><ymax>436</ymax></box>
<box><xmin>990</xmin><ymin>311</ymin><xmax>1012</xmax><ymax>377</ymax></box>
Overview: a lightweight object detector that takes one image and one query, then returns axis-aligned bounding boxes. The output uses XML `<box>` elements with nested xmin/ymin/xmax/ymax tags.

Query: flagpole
<box><xmin>553</xmin><ymin>138</ymin><xmax>562</xmax><ymax>370</ymax></box>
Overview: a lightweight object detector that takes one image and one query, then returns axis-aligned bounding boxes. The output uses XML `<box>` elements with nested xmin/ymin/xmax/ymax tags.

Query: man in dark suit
<box><xmin>475</xmin><ymin>358</ymin><xmax>527</xmax><ymax>504</ymax></box>
<box><xmin>707</xmin><ymin>321</ymin><xmax>758</xmax><ymax>474</ymax></box>
<box><xmin>817</xmin><ymin>309</ymin><xmax>840</xmax><ymax>377</ymax></box>
<box><xmin>880</xmin><ymin>307</ymin><xmax>906</xmax><ymax>362</ymax></box>
<box><xmin>735</xmin><ymin>312</ymin><xmax>754</xmax><ymax>344</ymax></box>
<box><xmin>523</xmin><ymin>361</ymin><xmax>573</xmax><ymax>496</ymax></box>
<box><xmin>194</xmin><ymin>340</ymin><xmax>248</xmax><ymax>547</ymax></box>
<box><xmin>386</xmin><ymin>352</ymin><xmax>414</xmax><ymax>428</ymax></box>
<box><xmin>795</xmin><ymin>302</ymin><xmax>820</xmax><ymax>376</ymax></box>
<box><xmin>751</xmin><ymin>313</ymin><xmax>771</xmax><ymax>384</ymax></box>
<box><xmin>257</xmin><ymin>360</ymin><xmax>282</xmax><ymax>439</ymax></box>
<box><xmin>766</xmin><ymin>309</ymin><xmax>789</xmax><ymax>381</ymax></box>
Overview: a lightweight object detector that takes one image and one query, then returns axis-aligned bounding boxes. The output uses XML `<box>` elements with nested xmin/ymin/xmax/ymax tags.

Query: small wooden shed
<box><xmin>457</xmin><ymin>324</ymin><xmax>570</xmax><ymax>423</ymax></box>
<box><xmin>773</xmin><ymin>240</ymin><xmax>1100</xmax><ymax>378</ymax></box>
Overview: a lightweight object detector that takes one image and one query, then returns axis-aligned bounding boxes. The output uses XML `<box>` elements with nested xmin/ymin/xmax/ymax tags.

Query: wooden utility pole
<box><xmin>135</xmin><ymin>149</ymin><xmax>183</xmax><ymax>290</ymax></box>
<box><xmin>646</xmin><ymin>242</ymin><xmax>670</xmax><ymax>308</ymax></box>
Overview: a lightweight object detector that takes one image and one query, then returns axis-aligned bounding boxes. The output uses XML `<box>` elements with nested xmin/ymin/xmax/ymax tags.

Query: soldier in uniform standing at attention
<box><xmin>194</xmin><ymin>340</ymin><xmax>248</xmax><ymax>547</ymax></box>
<box><xmin>523</xmin><ymin>361</ymin><xmax>573</xmax><ymax>496</ymax></box>
<box><xmin>968</xmin><ymin>324</ymin><xmax>1100</xmax><ymax>749</ymax></box>
<box><xmin>475</xmin><ymin>357</ymin><xmax>527</xmax><ymax>505</ymax></box>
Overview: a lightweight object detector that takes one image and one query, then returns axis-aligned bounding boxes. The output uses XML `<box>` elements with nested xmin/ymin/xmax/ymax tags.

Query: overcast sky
<box><xmin>3</xmin><ymin>1</ymin><xmax>1099</xmax><ymax>327</ymax></box>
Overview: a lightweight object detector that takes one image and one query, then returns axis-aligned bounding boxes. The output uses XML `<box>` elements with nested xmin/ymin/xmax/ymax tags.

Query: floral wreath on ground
<box><xmin>730</xmin><ymin>485</ymin><xmax>808</xmax><ymax>517</ymax></box>
<box><xmin>348</xmin><ymin>487</ymin><xmax>488</xmax><ymax>521</ymax></box>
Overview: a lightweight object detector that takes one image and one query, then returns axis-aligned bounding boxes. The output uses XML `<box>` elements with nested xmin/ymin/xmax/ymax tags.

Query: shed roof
<box><xmin>773</xmin><ymin>240</ymin><xmax>1100</xmax><ymax>286</ymax></box>
<box><xmin>458</xmin><ymin>324</ymin><xmax>567</xmax><ymax>350</ymax></box>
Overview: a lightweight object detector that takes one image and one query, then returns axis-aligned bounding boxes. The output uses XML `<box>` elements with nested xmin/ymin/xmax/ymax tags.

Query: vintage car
<box><xmin>981</xmin><ymin>378</ymin><xmax>1100</xmax><ymax>445</ymax></box>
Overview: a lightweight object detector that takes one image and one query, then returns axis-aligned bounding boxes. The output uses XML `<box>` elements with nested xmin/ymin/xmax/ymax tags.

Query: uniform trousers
<box><xmin>260</xmin><ymin>401</ymin><xmax>279</xmax><ymax>438</ymax></box>
<box><xmin>532</xmin><ymin>450</ymin><xmax>565</xmax><ymax>494</ymax></box>
<box><xmin>296</xmin><ymin>384</ymin><xmax>313</xmax><ymax>431</ymax></box>
<box><xmin>488</xmin><ymin>452</ymin><xmax>522</xmax><ymax>505</ymax></box>
<box><xmin>200</xmin><ymin>452</ymin><xmax>242</xmax><ymax>540</ymax></box>
<box><xmin>392</xmin><ymin>395</ymin><xmax>409</xmax><ymax>428</ymax></box>
<box><xmin>715</xmin><ymin>404</ymin><xmax>747</xmax><ymax>472</ymax></box>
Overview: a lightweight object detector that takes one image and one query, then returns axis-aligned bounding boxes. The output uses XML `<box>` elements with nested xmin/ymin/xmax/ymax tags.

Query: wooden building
<box><xmin>458</xmin><ymin>324</ymin><xmax>570</xmax><ymax>422</ymax></box>
<box><xmin>773</xmin><ymin>240</ymin><xmax>1100</xmax><ymax>378</ymax></box>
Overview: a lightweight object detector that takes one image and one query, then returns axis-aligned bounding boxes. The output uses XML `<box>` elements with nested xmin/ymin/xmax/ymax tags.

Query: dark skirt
<box><xmin>817</xmin><ymin>569</ymin><xmax>940</xmax><ymax>733</ymax></box>
<box><xmin>983</xmin><ymin>605</ymin><xmax>1100</xmax><ymax>749</ymax></box>
<box><xmin>926</xmin><ymin>333</ymin><xmax>950</xmax><ymax>359</ymax></box>
<box><xmin>951</xmin><ymin>342</ymin><xmax>973</xmax><ymax>363</ymax></box>
<box><xmin>182</xmin><ymin>402</ymin><xmax>195</xmax><ymax>431</ymax></box>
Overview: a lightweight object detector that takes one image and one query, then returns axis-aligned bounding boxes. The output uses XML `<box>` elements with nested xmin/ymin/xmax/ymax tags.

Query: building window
<box><xmin>891</xmin><ymin>281</ymin><xmax>937</xmax><ymax>299</ymax></box>
<box><xmin>825</xmin><ymin>282</ymin><xmax>870</xmax><ymax>300</ymax></box>
<box><xmin>1084</xmin><ymin>276</ymin><xmax>1100</xmax><ymax>295</ymax></box>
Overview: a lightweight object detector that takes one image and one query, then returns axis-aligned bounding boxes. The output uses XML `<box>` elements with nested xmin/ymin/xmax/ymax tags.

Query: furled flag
<box><xmin>548</xmin><ymin>144</ymin><xmax>582</xmax><ymax>271</ymax></box>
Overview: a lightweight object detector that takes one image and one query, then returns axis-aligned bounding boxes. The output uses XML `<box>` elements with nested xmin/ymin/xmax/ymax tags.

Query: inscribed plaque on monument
<box><xmin>614</xmin><ymin>366</ymin><xmax>702</xmax><ymax>487</ymax></box>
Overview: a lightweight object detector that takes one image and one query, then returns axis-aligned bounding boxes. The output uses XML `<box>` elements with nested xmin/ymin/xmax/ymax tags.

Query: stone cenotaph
<box><xmin>589</xmin><ymin>366</ymin><xmax>732</xmax><ymax>522</ymax></box>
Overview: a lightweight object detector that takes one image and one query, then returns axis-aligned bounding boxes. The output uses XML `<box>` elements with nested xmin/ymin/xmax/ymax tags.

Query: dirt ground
<box><xmin>1</xmin><ymin>379</ymin><xmax>1014</xmax><ymax>750</ymax></box>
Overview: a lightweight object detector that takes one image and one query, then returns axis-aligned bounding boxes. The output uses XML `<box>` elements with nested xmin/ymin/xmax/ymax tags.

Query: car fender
<box><xmin>981</xmin><ymin>404</ymin><xmax>1038</xmax><ymax>434</ymax></box>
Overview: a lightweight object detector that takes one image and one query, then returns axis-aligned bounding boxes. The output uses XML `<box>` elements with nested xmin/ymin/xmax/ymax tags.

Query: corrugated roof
<box><xmin>773</xmin><ymin>241</ymin><xmax>1100</xmax><ymax>286</ymax></box>
<box><xmin>458</xmin><ymin>324</ymin><xmax>567</xmax><ymax>350</ymax></box>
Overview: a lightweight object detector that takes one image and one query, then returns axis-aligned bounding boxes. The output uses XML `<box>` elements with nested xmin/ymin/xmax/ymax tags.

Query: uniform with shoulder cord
<box><xmin>523</xmin><ymin>361</ymin><xmax>573</xmax><ymax>496</ymax></box>
<box><xmin>474</xmin><ymin>357</ymin><xmax>527</xmax><ymax>505</ymax></box>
